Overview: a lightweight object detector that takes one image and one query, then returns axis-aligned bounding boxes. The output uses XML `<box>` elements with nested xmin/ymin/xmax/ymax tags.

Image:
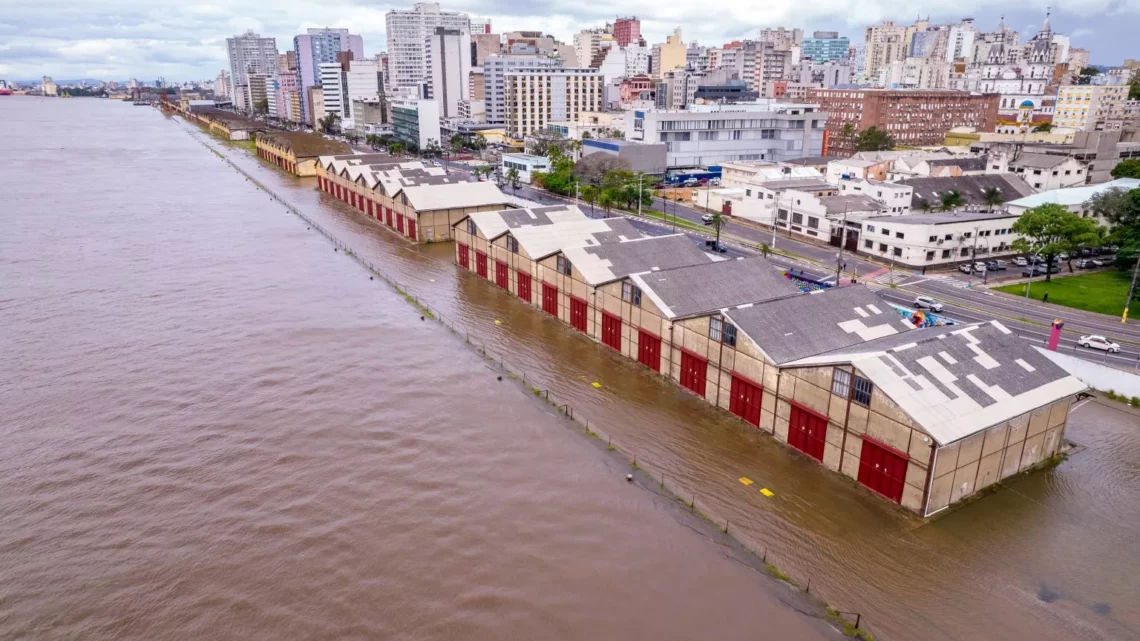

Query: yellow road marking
<box><xmin>591</xmin><ymin>381</ymin><xmax>602</xmax><ymax>388</ymax></box>
<box><xmin>759</xmin><ymin>488</ymin><xmax>774</xmax><ymax>497</ymax></box>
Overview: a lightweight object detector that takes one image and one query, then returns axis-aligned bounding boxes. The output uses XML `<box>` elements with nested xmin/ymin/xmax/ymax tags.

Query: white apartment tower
<box><xmin>505</xmin><ymin>68</ymin><xmax>603</xmax><ymax>136</ymax></box>
<box><xmin>319</xmin><ymin>62</ymin><xmax>350</xmax><ymax>122</ymax></box>
<box><xmin>386</xmin><ymin>3</ymin><xmax>471</xmax><ymax>90</ymax></box>
<box><xmin>483</xmin><ymin>54</ymin><xmax>561</xmax><ymax>125</ymax></box>
<box><xmin>425</xmin><ymin>27</ymin><xmax>471</xmax><ymax>118</ymax></box>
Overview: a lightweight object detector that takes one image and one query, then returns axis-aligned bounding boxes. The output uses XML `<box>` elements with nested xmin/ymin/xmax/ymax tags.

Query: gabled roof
<box><xmin>561</xmin><ymin>234</ymin><xmax>712</xmax><ymax>286</ymax></box>
<box><xmin>510</xmin><ymin>217</ymin><xmax>642</xmax><ymax>260</ymax></box>
<box><xmin>401</xmin><ymin>181</ymin><xmax>511</xmax><ymax>212</ymax></box>
<box><xmin>723</xmin><ymin>285</ymin><xmax>911</xmax><ymax>365</ymax></box>
<box><xmin>463</xmin><ymin>205</ymin><xmax>588</xmax><ymax>240</ymax></box>
<box><xmin>258</xmin><ymin>131</ymin><xmax>350</xmax><ymax>157</ymax></box>
<box><xmin>630</xmin><ymin>257</ymin><xmax>803</xmax><ymax>319</ymax></box>
<box><xmin>926</xmin><ymin>156</ymin><xmax>988</xmax><ymax>171</ymax></box>
<box><xmin>818</xmin><ymin>194</ymin><xmax>885</xmax><ymax>215</ymax></box>
<box><xmin>897</xmin><ymin>174</ymin><xmax>1034</xmax><ymax>208</ymax></box>
<box><xmin>784</xmin><ymin>320</ymin><xmax>1086</xmax><ymax>445</ymax></box>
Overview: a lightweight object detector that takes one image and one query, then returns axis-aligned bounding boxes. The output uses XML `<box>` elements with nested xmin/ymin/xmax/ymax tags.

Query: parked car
<box><xmin>973</xmin><ymin>262</ymin><xmax>988</xmax><ymax>272</ymax></box>
<box><xmin>1079</xmin><ymin>335</ymin><xmax>1121</xmax><ymax>353</ymax></box>
<box><xmin>701</xmin><ymin>213</ymin><xmax>715</xmax><ymax>224</ymax></box>
<box><xmin>1092</xmin><ymin>257</ymin><xmax>1114</xmax><ymax>267</ymax></box>
<box><xmin>958</xmin><ymin>263</ymin><xmax>974</xmax><ymax>274</ymax></box>
<box><xmin>704</xmin><ymin>239</ymin><xmax>728</xmax><ymax>253</ymax></box>
<box><xmin>914</xmin><ymin>296</ymin><xmax>944</xmax><ymax>312</ymax></box>
<box><xmin>1013</xmin><ymin>256</ymin><xmax>1028</xmax><ymax>267</ymax></box>
<box><xmin>683</xmin><ymin>178</ymin><xmax>699</xmax><ymax>186</ymax></box>
<box><xmin>1058</xmin><ymin>253</ymin><xmax>1069</xmax><ymax>261</ymax></box>
<box><xmin>1021</xmin><ymin>265</ymin><xmax>1048</xmax><ymax>277</ymax></box>
<box><xmin>991</xmin><ymin>259</ymin><xmax>1008</xmax><ymax>270</ymax></box>
<box><xmin>1075</xmin><ymin>258</ymin><xmax>1095</xmax><ymax>269</ymax></box>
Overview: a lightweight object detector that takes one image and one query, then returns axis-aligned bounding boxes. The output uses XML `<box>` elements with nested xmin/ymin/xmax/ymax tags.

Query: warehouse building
<box><xmin>257</xmin><ymin>131</ymin><xmax>350</xmax><ymax>176</ymax></box>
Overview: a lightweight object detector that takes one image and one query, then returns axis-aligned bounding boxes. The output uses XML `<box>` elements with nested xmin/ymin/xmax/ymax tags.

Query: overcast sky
<box><xmin>1</xmin><ymin>0</ymin><xmax>1137</xmax><ymax>82</ymax></box>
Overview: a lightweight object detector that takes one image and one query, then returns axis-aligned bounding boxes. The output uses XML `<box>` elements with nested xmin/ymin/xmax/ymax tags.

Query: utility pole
<box><xmin>1124</xmin><ymin>250</ymin><xmax>1140</xmax><ymax>323</ymax></box>
<box><xmin>835</xmin><ymin>204</ymin><xmax>849</xmax><ymax>285</ymax></box>
<box><xmin>966</xmin><ymin>226</ymin><xmax>980</xmax><ymax>289</ymax></box>
<box><xmin>638</xmin><ymin>172</ymin><xmax>643</xmax><ymax>218</ymax></box>
<box><xmin>771</xmin><ymin>192</ymin><xmax>779</xmax><ymax>252</ymax></box>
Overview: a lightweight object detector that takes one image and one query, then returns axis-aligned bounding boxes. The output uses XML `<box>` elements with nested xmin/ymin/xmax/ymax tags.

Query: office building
<box><xmin>658</xmin><ymin>28</ymin><xmax>686</xmax><ymax>77</ymax></box>
<box><xmin>484</xmin><ymin>54</ymin><xmax>561</xmax><ymax>125</ymax></box>
<box><xmin>425</xmin><ymin>27</ymin><xmax>471</xmax><ymax>118</ymax></box>
<box><xmin>294</xmin><ymin>28</ymin><xmax>364</xmax><ymax>122</ymax></box>
<box><xmin>1053</xmin><ymin>84</ymin><xmax>1129</xmax><ymax>131</ymax></box>
<box><xmin>471</xmin><ymin>33</ymin><xmax>501</xmax><ymax>66</ymax></box>
<box><xmin>808</xmin><ymin>89</ymin><xmax>999</xmax><ymax>156</ymax></box>
<box><xmin>505</xmin><ymin>68</ymin><xmax>603</xmax><ymax>137</ymax></box>
<box><xmin>320</xmin><ymin>62</ymin><xmax>349</xmax><ymax>122</ymax></box>
<box><xmin>802</xmin><ymin>31</ymin><xmax>850</xmax><ymax>62</ymax></box>
<box><xmin>386</xmin><ymin>2</ymin><xmax>471</xmax><ymax>90</ymax></box>
<box><xmin>391</xmin><ymin>98</ymin><xmax>442</xmax><ymax>149</ymax></box>
<box><xmin>626</xmin><ymin>102</ymin><xmax>827</xmax><ymax>167</ymax></box>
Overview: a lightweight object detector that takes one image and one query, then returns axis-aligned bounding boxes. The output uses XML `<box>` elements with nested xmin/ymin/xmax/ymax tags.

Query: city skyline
<box><xmin>1</xmin><ymin>0</ymin><xmax>1136</xmax><ymax>81</ymax></box>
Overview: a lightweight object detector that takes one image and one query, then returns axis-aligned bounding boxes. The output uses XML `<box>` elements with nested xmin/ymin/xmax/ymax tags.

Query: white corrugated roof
<box><xmin>511</xmin><ymin>218</ymin><xmax>640</xmax><ymax>260</ymax></box>
<box><xmin>1006</xmin><ymin>178</ymin><xmax>1140</xmax><ymax>209</ymax></box>
<box><xmin>403</xmin><ymin>181</ymin><xmax>510</xmax><ymax>211</ymax></box>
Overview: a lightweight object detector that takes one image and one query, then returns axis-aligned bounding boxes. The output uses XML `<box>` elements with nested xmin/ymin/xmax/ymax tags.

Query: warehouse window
<box><xmin>506</xmin><ymin>235</ymin><xmax>519</xmax><ymax>253</ymax></box>
<box><xmin>466</xmin><ymin>218</ymin><xmax>477</xmax><ymax>235</ymax></box>
<box><xmin>832</xmin><ymin>369</ymin><xmax>851</xmax><ymax>397</ymax></box>
<box><xmin>852</xmin><ymin>375</ymin><xmax>873</xmax><ymax>406</ymax></box>
<box><xmin>557</xmin><ymin>255</ymin><xmax>573</xmax><ymax>275</ymax></box>
<box><xmin>864</xmin><ymin>239</ymin><xmax>873</xmax><ymax>249</ymax></box>
<box><xmin>622</xmin><ymin>282</ymin><xmax>642</xmax><ymax>306</ymax></box>
<box><xmin>709</xmin><ymin>317</ymin><xmax>723</xmax><ymax>342</ymax></box>
<box><xmin>722</xmin><ymin>323</ymin><xmax>737</xmax><ymax>346</ymax></box>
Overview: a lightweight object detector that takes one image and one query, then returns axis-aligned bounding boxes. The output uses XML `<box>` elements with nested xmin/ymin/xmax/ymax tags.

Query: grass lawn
<box><xmin>993</xmin><ymin>269</ymin><xmax>1132</xmax><ymax>317</ymax></box>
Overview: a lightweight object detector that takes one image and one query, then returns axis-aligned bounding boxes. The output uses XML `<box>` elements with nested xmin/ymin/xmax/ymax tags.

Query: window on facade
<box><xmin>926</xmin><ymin>251</ymin><xmax>935</xmax><ymax>261</ymax></box>
<box><xmin>778</xmin><ymin>209</ymin><xmax>788</xmax><ymax>220</ymax></box>
<box><xmin>709</xmin><ymin>317</ymin><xmax>723</xmax><ymax>342</ymax></box>
<box><xmin>881</xmin><ymin>228</ymin><xmax>889</xmax><ymax>236</ymax></box>
<box><xmin>960</xmin><ymin>248</ymin><xmax>970</xmax><ymax>256</ymax></box>
<box><xmin>852</xmin><ymin>375</ymin><xmax>873</xmax><ymax>406</ymax></box>
<box><xmin>942</xmin><ymin>249</ymin><xmax>951</xmax><ymax>258</ymax></box>
<box><xmin>864</xmin><ymin>239</ymin><xmax>873</xmax><ymax>249</ymax></box>
<box><xmin>557</xmin><ymin>255</ymin><xmax>572</xmax><ymax>275</ymax></box>
<box><xmin>745</xmin><ymin>189</ymin><xmax>752</xmax><ymax>197</ymax></box>
<box><xmin>832</xmin><ymin>369</ymin><xmax>851</xmax><ymax>397</ymax></box>
<box><xmin>944</xmin><ymin>233</ymin><xmax>952</xmax><ymax>240</ymax></box>
<box><xmin>723</xmin><ymin>323</ymin><xmax>737</xmax><ymax>346</ymax></box>
<box><xmin>622</xmin><ymin>282</ymin><xmax>642</xmax><ymax>306</ymax></box>
<box><xmin>893</xmin><ymin>247</ymin><xmax>902</xmax><ymax>257</ymax></box>
<box><xmin>506</xmin><ymin>235</ymin><xmax>519</xmax><ymax>253</ymax></box>
<box><xmin>928</xmin><ymin>235</ymin><xmax>937</xmax><ymax>242</ymax></box>
<box><xmin>466</xmin><ymin>218</ymin><xmax>477</xmax><ymax>235</ymax></box>
<box><xmin>879</xmin><ymin>243</ymin><xmax>888</xmax><ymax>252</ymax></box>
<box><xmin>792</xmin><ymin>212</ymin><xmax>803</xmax><ymax>224</ymax></box>
<box><xmin>964</xmin><ymin>232</ymin><xmax>972</xmax><ymax>238</ymax></box>
<box><xmin>807</xmin><ymin>217</ymin><xmax>819</xmax><ymax>229</ymax></box>
<box><xmin>895</xmin><ymin>232</ymin><xmax>904</xmax><ymax>239</ymax></box>
<box><xmin>867</xmin><ymin>225</ymin><xmax>875</xmax><ymax>232</ymax></box>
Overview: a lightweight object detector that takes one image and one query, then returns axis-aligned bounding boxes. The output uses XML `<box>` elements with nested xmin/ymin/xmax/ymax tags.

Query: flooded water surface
<box><xmin>3</xmin><ymin>98</ymin><xmax>1140</xmax><ymax>641</ymax></box>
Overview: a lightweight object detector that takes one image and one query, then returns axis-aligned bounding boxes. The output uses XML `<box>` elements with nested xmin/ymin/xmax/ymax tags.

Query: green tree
<box><xmin>1086</xmin><ymin>187</ymin><xmax>1140</xmax><ymax>261</ymax></box>
<box><xmin>1076</xmin><ymin>66</ymin><xmax>1099</xmax><ymax>85</ymax></box>
<box><xmin>983</xmin><ymin>187</ymin><xmax>1005</xmax><ymax>212</ymax></box>
<box><xmin>917</xmin><ymin>198</ymin><xmax>933</xmax><ymax>213</ymax></box>
<box><xmin>319</xmin><ymin>113</ymin><xmax>341</xmax><ymax>135</ymax></box>
<box><xmin>1111</xmin><ymin>159</ymin><xmax>1140</xmax><ymax>179</ymax></box>
<box><xmin>505</xmin><ymin>166</ymin><xmax>521</xmax><ymax>192</ymax></box>
<box><xmin>939</xmin><ymin>190</ymin><xmax>963</xmax><ymax>211</ymax></box>
<box><xmin>387</xmin><ymin>140</ymin><xmax>405</xmax><ymax>156</ymax></box>
<box><xmin>598</xmin><ymin>188</ymin><xmax>615</xmax><ymax>214</ymax></box>
<box><xmin>253</xmin><ymin>98</ymin><xmax>269</xmax><ymax>114</ymax></box>
<box><xmin>450</xmin><ymin>133</ymin><xmax>467</xmax><ymax>153</ymax></box>
<box><xmin>1032</xmin><ymin>122</ymin><xmax>1053</xmax><ymax>133</ymax></box>
<box><xmin>580</xmin><ymin>184</ymin><xmax>599</xmax><ymax>213</ymax></box>
<box><xmin>1011</xmin><ymin>203</ymin><xmax>1101</xmax><ymax>281</ymax></box>
<box><xmin>423</xmin><ymin>138</ymin><xmax>442</xmax><ymax>159</ymax></box>
<box><xmin>1130</xmin><ymin>80</ymin><xmax>1140</xmax><ymax>101</ymax></box>
<box><xmin>854</xmin><ymin>126</ymin><xmax>894</xmax><ymax>152</ymax></box>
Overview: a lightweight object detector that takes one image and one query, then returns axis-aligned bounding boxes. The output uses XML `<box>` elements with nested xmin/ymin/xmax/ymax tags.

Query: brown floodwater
<box><xmin>4</xmin><ymin>98</ymin><xmax>1140</xmax><ymax>641</ymax></box>
<box><xmin>0</xmin><ymin>98</ymin><xmax>839</xmax><ymax>641</ymax></box>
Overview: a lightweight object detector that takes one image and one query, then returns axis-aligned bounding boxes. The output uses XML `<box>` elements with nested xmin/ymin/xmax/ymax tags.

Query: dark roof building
<box><xmin>896</xmin><ymin>174</ymin><xmax>1033</xmax><ymax>210</ymax></box>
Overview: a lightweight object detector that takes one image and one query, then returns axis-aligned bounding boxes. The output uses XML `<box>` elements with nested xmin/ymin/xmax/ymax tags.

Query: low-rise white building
<box><xmin>500</xmin><ymin>153</ymin><xmax>550</xmax><ymax>184</ymax></box>
<box><xmin>1004</xmin><ymin>178</ymin><xmax>1140</xmax><ymax>223</ymax></box>
<box><xmin>1007</xmin><ymin>153</ymin><xmax>1088</xmax><ymax>191</ymax></box>
<box><xmin>836</xmin><ymin>179</ymin><xmax>913</xmax><ymax>215</ymax></box>
<box><xmin>857</xmin><ymin>211</ymin><xmax>1021</xmax><ymax>269</ymax></box>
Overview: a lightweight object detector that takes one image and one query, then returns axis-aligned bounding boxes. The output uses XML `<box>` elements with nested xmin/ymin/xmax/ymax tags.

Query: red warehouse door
<box><xmin>475</xmin><ymin>251</ymin><xmax>488</xmax><ymax>278</ymax></box>
<box><xmin>457</xmin><ymin>243</ymin><xmax>470</xmax><ymax>270</ymax></box>
<box><xmin>495</xmin><ymin>260</ymin><xmax>509</xmax><ymax>289</ymax></box>
<box><xmin>408</xmin><ymin>219</ymin><xmax>417</xmax><ymax>241</ymax></box>
<box><xmin>637</xmin><ymin>329</ymin><xmax>661</xmax><ymax>372</ymax></box>
<box><xmin>569</xmin><ymin>297</ymin><xmax>588</xmax><ymax>332</ymax></box>
<box><xmin>367</xmin><ymin>201</ymin><xmax>374</xmax><ymax>217</ymax></box>
<box><xmin>601</xmin><ymin>312</ymin><xmax>622</xmax><ymax>351</ymax></box>
<box><xmin>729</xmin><ymin>374</ymin><xmax>763</xmax><ymax>427</ymax></box>
<box><xmin>858</xmin><ymin>438</ymin><xmax>907</xmax><ymax>504</ymax></box>
<box><xmin>541</xmin><ymin>283</ymin><xmax>558</xmax><ymax>316</ymax></box>
<box><xmin>351</xmin><ymin>193</ymin><xmax>357</xmax><ymax>208</ymax></box>
<box><xmin>386</xmin><ymin>208</ymin><xmax>393</xmax><ymax>227</ymax></box>
<box><xmin>396</xmin><ymin>214</ymin><xmax>405</xmax><ymax>234</ymax></box>
<box><xmin>517</xmin><ymin>272</ymin><xmax>532</xmax><ymax>303</ymax></box>
<box><xmin>679</xmin><ymin>350</ymin><xmax>707</xmax><ymax>397</ymax></box>
<box><xmin>787</xmin><ymin>404</ymin><xmax>827</xmax><ymax>462</ymax></box>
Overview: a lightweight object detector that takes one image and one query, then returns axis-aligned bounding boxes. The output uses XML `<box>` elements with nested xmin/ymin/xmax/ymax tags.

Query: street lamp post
<box><xmin>835</xmin><ymin>204</ymin><xmax>849</xmax><ymax>285</ymax></box>
<box><xmin>771</xmin><ymin>192</ymin><xmax>779</xmax><ymax>252</ymax></box>
<box><xmin>966</xmin><ymin>226</ymin><xmax>980</xmax><ymax>289</ymax></box>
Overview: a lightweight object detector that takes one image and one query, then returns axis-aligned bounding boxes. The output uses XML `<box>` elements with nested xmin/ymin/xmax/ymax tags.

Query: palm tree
<box><xmin>387</xmin><ymin>140</ymin><xmax>405</xmax><ymax>156</ymax></box>
<box><xmin>983</xmin><ymin>187</ymin><xmax>1004</xmax><ymax>212</ymax></box>
<box><xmin>505</xmin><ymin>167</ymin><xmax>520</xmax><ymax>193</ymax></box>
<box><xmin>939</xmin><ymin>190</ymin><xmax>963</xmax><ymax>212</ymax></box>
<box><xmin>760</xmin><ymin>243</ymin><xmax>771</xmax><ymax>258</ymax></box>
<box><xmin>917</xmin><ymin>199</ymin><xmax>933</xmax><ymax>213</ymax></box>
<box><xmin>710</xmin><ymin>212</ymin><xmax>726</xmax><ymax>250</ymax></box>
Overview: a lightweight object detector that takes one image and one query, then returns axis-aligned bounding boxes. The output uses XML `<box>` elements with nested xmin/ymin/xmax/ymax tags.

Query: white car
<box><xmin>701</xmin><ymin>214</ymin><xmax>715</xmax><ymax>224</ymax></box>
<box><xmin>1079</xmin><ymin>335</ymin><xmax>1121</xmax><ymax>353</ymax></box>
<box><xmin>1012</xmin><ymin>257</ymin><xmax>1028</xmax><ymax>267</ymax></box>
<box><xmin>914</xmin><ymin>296</ymin><xmax>944</xmax><ymax>313</ymax></box>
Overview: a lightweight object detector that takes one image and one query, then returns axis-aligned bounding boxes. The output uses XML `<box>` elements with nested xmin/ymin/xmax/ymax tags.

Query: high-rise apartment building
<box><xmin>470</xmin><ymin>18</ymin><xmax>492</xmax><ymax>35</ymax></box>
<box><xmin>471</xmin><ymin>33</ymin><xmax>501</xmax><ymax>66</ymax></box>
<box><xmin>246</xmin><ymin>74</ymin><xmax>277</xmax><ymax>115</ymax></box>
<box><xmin>483</xmin><ymin>54</ymin><xmax>561</xmax><ymax>125</ymax></box>
<box><xmin>613</xmin><ymin>17</ymin><xmax>641</xmax><ymax>47</ymax></box>
<box><xmin>425</xmin><ymin>27</ymin><xmax>471</xmax><ymax>118</ymax></box>
<box><xmin>386</xmin><ymin>2</ymin><xmax>471</xmax><ymax>90</ymax></box>
<box><xmin>293</xmin><ymin>28</ymin><xmax>363</xmax><ymax>122</ymax></box>
<box><xmin>1054</xmin><ymin>84</ymin><xmax>1129</xmax><ymax>131</ymax></box>
<box><xmin>807</xmin><ymin>88</ymin><xmax>999</xmax><ymax>155</ymax></box>
<box><xmin>319</xmin><ymin>62</ymin><xmax>349</xmax><ymax>122</ymax></box>
<box><xmin>214</xmin><ymin>70</ymin><xmax>231</xmax><ymax>98</ymax></box>
<box><xmin>863</xmin><ymin>22</ymin><xmax>907</xmax><ymax>82</ymax></box>
<box><xmin>346</xmin><ymin>59</ymin><xmax>384</xmax><ymax>102</ymax></box>
<box><xmin>802</xmin><ymin>31</ymin><xmax>850</xmax><ymax>62</ymax></box>
<box><xmin>226</xmin><ymin>30</ymin><xmax>278</xmax><ymax>110</ymax></box>
<box><xmin>505</xmin><ymin>68</ymin><xmax>603</xmax><ymax>136</ymax></box>
<box><xmin>658</xmin><ymin>28</ymin><xmax>686</xmax><ymax>77</ymax></box>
